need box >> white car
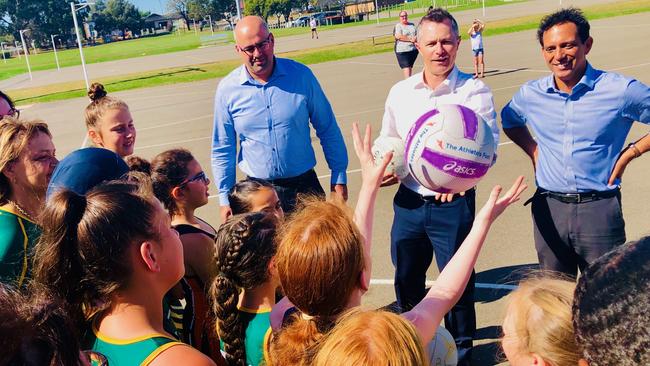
[286,16,310,28]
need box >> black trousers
[391,184,476,366]
[531,190,626,277]
[251,169,325,214]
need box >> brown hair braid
[210,212,278,366]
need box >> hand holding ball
[372,136,409,179]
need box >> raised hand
[352,123,393,189]
[475,176,527,224]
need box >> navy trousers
[391,184,476,366]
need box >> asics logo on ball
[442,161,477,176]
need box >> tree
[0,0,80,47]
[105,0,144,34]
[167,0,191,30]
[244,0,270,21]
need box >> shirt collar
[413,66,459,95]
[543,62,597,93]
[238,57,286,85]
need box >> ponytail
[33,182,159,330]
[210,212,278,366]
[32,190,88,329]
[268,312,333,366]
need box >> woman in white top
[394,11,418,79]
[467,19,485,78]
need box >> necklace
[8,200,37,222]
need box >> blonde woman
[501,276,581,366]
[0,118,57,286]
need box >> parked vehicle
[286,15,310,27]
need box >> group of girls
[1,84,590,366]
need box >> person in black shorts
[394,11,418,79]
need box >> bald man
[211,16,348,222]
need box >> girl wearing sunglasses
[150,149,225,364]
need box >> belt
[524,188,620,205]
[250,169,315,186]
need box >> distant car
[285,15,310,27]
[313,11,343,25]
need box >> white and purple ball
[372,136,409,179]
[405,104,495,193]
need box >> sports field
[16,9,650,365]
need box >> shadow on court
[475,263,539,304]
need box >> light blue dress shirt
[211,58,348,205]
[501,63,649,193]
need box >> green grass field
[1,0,520,81]
[9,0,650,105]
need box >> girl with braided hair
[210,211,279,366]
[268,124,527,365]
[31,181,216,366]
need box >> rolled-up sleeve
[501,87,528,129]
[621,79,650,124]
[211,87,237,206]
[306,69,348,185]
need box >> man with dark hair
[502,8,650,277]
[572,236,650,366]
[379,8,499,365]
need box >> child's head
[269,198,365,365]
[84,83,135,158]
[501,276,580,366]
[0,284,88,366]
[573,237,650,366]
[33,180,184,328]
[228,178,283,219]
[151,149,210,216]
[313,309,428,366]
[210,211,278,366]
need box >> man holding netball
[378,8,499,365]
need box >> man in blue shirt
[211,16,348,222]
[502,8,649,276]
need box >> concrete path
[1,0,621,90]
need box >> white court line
[370,278,518,291]
[137,114,213,132]
[135,136,210,150]
[611,61,650,71]
[207,140,516,199]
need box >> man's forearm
[504,126,537,161]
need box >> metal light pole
[14,41,21,59]
[19,30,33,80]
[482,0,485,17]
[51,34,61,71]
[235,0,242,23]
[204,15,214,36]
[375,0,379,24]
[1,42,6,64]
[71,1,94,91]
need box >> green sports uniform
[0,208,41,287]
[89,326,184,366]
[219,306,272,366]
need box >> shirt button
[266,105,270,109]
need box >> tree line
[0,0,312,48]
